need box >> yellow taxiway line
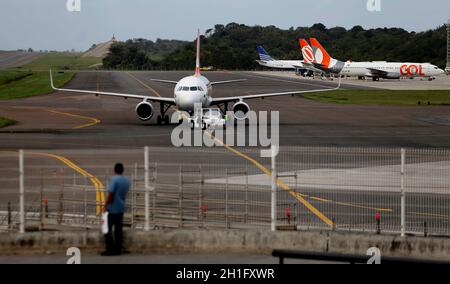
[10,106,101,130]
[29,152,105,215]
[0,150,105,215]
[46,109,101,129]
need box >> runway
[0,52,42,70]
[1,71,450,149]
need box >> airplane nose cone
[177,93,192,110]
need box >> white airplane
[256,45,306,70]
[307,38,445,81]
[50,30,341,125]
[257,41,323,76]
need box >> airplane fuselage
[257,60,304,69]
[338,62,444,78]
[174,75,212,112]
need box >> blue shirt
[107,175,129,214]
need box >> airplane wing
[149,79,179,84]
[210,77,341,105]
[309,62,329,71]
[210,79,247,86]
[151,78,247,86]
[49,70,176,104]
[366,68,388,77]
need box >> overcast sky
[1,0,449,51]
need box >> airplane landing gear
[157,103,172,125]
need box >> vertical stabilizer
[309,38,332,68]
[195,29,201,76]
[299,39,315,63]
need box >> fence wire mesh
[0,147,449,236]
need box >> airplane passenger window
[190,86,198,91]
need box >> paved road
[0,51,42,69]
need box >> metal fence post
[19,149,25,234]
[225,168,229,228]
[84,177,87,227]
[199,165,204,227]
[152,162,157,224]
[130,174,134,229]
[39,172,44,231]
[401,148,406,237]
[271,145,278,232]
[144,146,150,231]
[179,165,183,227]
[7,202,11,230]
[245,166,248,224]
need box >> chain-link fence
[1,147,450,236]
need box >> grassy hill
[0,52,101,100]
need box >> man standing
[102,163,129,256]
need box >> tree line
[103,23,448,70]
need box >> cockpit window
[177,86,183,91]
[190,86,198,91]
[198,86,204,91]
[182,87,189,91]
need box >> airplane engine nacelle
[135,101,154,121]
[384,73,401,79]
[232,101,250,120]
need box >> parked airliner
[307,38,445,81]
[50,31,340,124]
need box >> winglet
[49,69,56,90]
[195,29,201,76]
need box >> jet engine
[232,101,250,120]
[135,101,154,121]
[383,73,401,79]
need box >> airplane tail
[309,38,333,68]
[195,29,201,76]
[299,39,315,63]
[257,45,275,61]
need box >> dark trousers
[104,213,124,254]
